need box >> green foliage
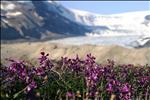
[1,52,150,100]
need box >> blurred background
[1,0,150,64]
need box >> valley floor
[1,42,150,65]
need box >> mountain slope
[70,9,150,36]
[1,1,150,46]
[1,1,91,41]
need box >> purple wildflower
[120,83,131,93]
[38,52,53,70]
[66,91,74,97]
[26,81,37,92]
[34,67,45,76]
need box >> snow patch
[71,8,101,16]
[6,12,22,16]
[1,3,16,10]
[70,9,150,37]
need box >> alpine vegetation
[1,52,150,100]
